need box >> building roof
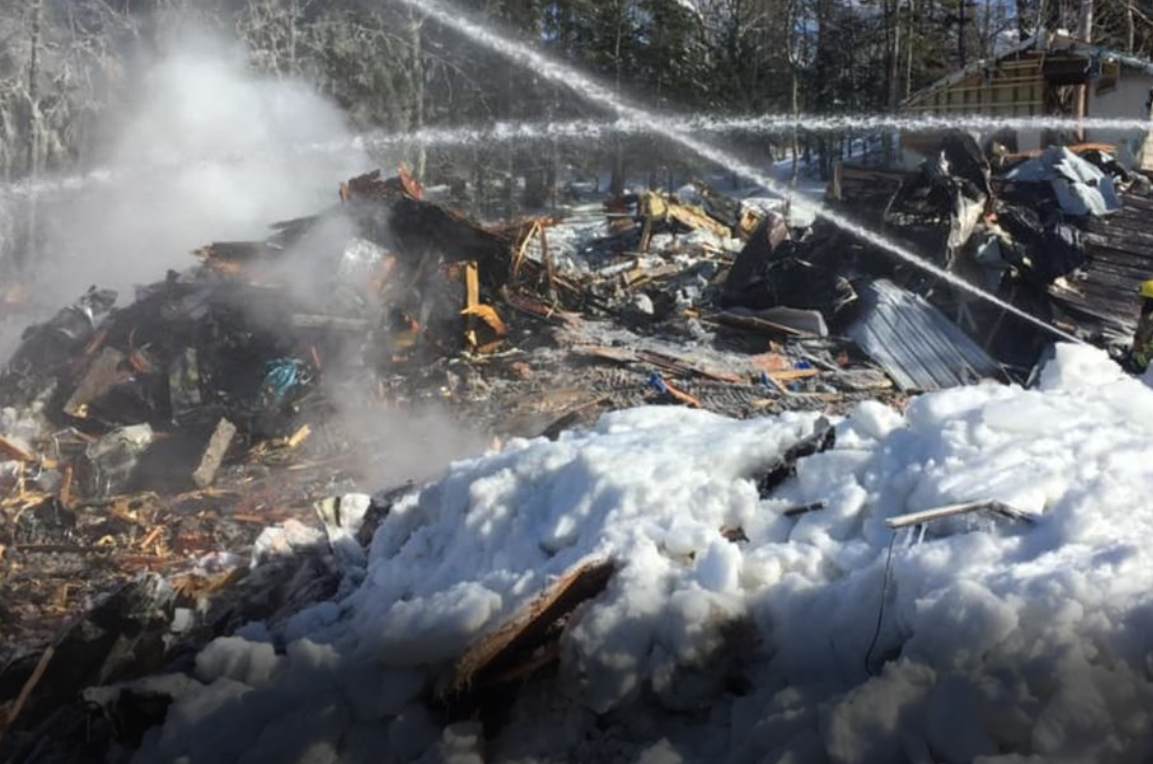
[901,32,1153,111]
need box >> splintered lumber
[442,558,615,699]
[397,164,424,199]
[64,347,128,418]
[885,500,1033,530]
[654,376,702,408]
[194,241,280,265]
[668,201,732,238]
[622,263,682,289]
[0,646,54,742]
[576,345,638,365]
[502,289,582,327]
[462,304,508,337]
[770,368,819,382]
[192,419,238,489]
[710,311,810,338]
[640,191,732,238]
[736,207,765,239]
[690,180,742,229]
[340,170,514,285]
[511,221,540,281]
[0,433,35,462]
[636,350,744,384]
[575,345,743,384]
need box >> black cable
[864,532,899,677]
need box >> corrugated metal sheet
[846,279,1003,392]
[1048,190,1152,342]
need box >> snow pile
[134,344,1153,763]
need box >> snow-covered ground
[129,343,1153,763]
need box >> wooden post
[885,500,1032,529]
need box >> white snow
[131,344,1153,763]
[250,519,326,566]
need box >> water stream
[5,111,1147,204]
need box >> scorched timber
[440,558,615,701]
[340,170,515,286]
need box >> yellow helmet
[1141,280,1153,300]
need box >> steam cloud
[1,24,490,485]
[19,26,370,312]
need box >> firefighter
[1131,280,1153,372]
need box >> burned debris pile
[0,166,890,755]
[1,140,1151,756]
[832,135,1153,365]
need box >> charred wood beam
[756,422,836,497]
[439,558,615,707]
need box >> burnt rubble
[1,142,1151,757]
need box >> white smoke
[0,23,492,485]
[26,26,371,309]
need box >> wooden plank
[464,260,481,347]
[1084,226,1153,249]
[886,500,1033,529]
[1079,260,1148,283]
[1085,219,1153,244]
[1085,245,1153,268]
[636,350,745,384]
[710,312,810,338]
[0,434,35,462]
[465,261,480,310]
[541,226,556,297]
[770,369,819,383]
[63,348,128,419]
[442,558,615,698]
[1118,193,1153,213]
[0,646,55,741]
[510,222,537,282]
[192,419,238,489]
[462,304,508,337]
[667,202,732,238]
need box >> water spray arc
[698,112,1153,135]
[346,111,1153,150]
[7,110,1151,201]
[390,0,1083,345]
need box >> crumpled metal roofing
[846,279,1004,392]
[1005,146,1121,217]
